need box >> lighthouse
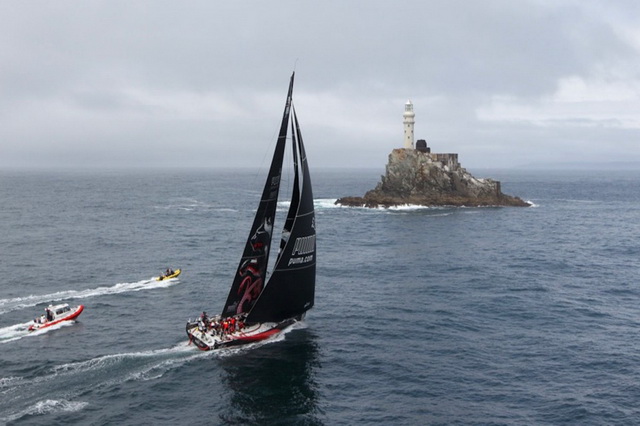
[403,100,415,149]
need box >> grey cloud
[1,0,639,169]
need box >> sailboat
[186,73,316,350]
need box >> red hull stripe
[30,305,84,330]
[235,328,281,342]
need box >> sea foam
[0,278,178,315]
[2,399,88,423]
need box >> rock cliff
[336,149,530,208]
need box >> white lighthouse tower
[403,100,415,149]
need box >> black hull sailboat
[186,73,316,350]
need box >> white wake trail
[0,320,76,344]
[0,277,178,315]
[0,321,33,343]
[2,399,89,424]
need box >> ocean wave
[314,199,339,209]
[383,204,439,211]
[152,198,241,213]
[275,198,457,212]
[0,320,306,420]
[317,200,447,212]
[0,376,24,390]
[0,343,207,416]
[318,199,538,211]
[278,199,341,210]
[2,399,88,423]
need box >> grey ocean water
[1,168,639,425]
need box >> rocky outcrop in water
[336,149,530,208]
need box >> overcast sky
[1,0,639,170]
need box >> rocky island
[336,147,530,208]
[336,100,529,208]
